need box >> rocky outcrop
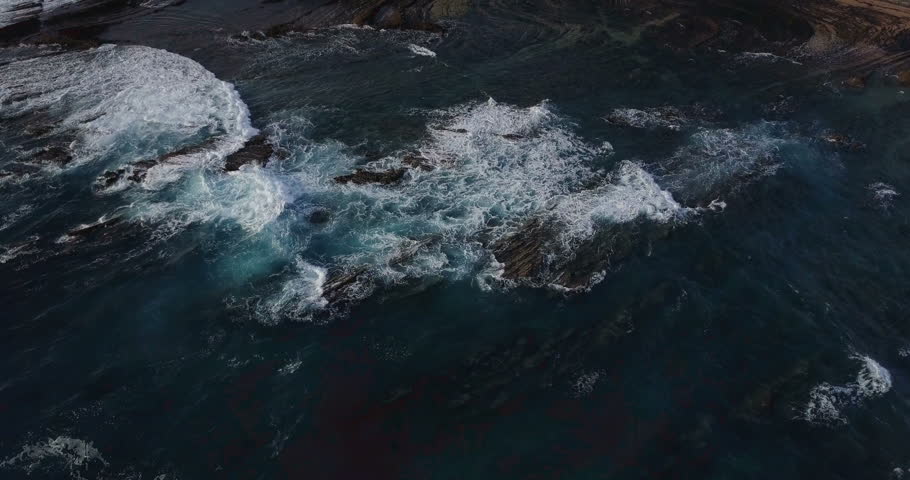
[245,0,470,40]
[96,137,222,189]
[333,152,439,185]
[334,167,407,185]
[490,218,663,291]
[320,236,439,306]
[29,145,72,167]
[63,215,124,241]
[223,134,275,172]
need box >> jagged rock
[30,146,72,166]
[322,266,369,304]
[334,167,407,185]
[401,153,433,171]
[321,236,438,306]
[95,137,222,189]
[251,0,456,40]
[224,134,274,172]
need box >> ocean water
[2,1,910,479]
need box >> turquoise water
[2,2,910,479]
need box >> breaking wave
[253,100,787,321]
[802,355,893,426]
[0,44,255,170]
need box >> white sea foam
[868,182,900,211]
[802,355,893,426]
[252,99,792,321]
[278,358,303,375]
[0,44,256,174]
[237,100,789,322]
[660,123,786,204]
[407,44,436,57]
[0,236,39,264]
[0,204,34,231]
[548,160,688,246]
[257,258,328,324]
[1,436,107,479]
[570,369,605,398]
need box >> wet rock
[95,137,222,189]
[401,153,433,171]
[254,0,453,39]
[819,133,866,152]
[491,218,553,283]
[372,4,403,29]
[499,133,525,141]
[322,266,371,305]
[29,146,72,167]
[843,75,867,89]
[321,236,438,306]
[334,167,407,185]
[64,215,124,241]
[898,70,910,86]
[224,134,274,172]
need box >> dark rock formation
[224,134,275,172]
[320,236,438,306]
[96,137,222,189]
[334,167,407,185]
[490,218,662,291]
[30,145,72,166]
[63,215,124,241]
[250,0,469,40]
[401,153,433,171]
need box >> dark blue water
[2,2,910,479]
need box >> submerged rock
[307,208,332,224]
[401,153,433,171]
